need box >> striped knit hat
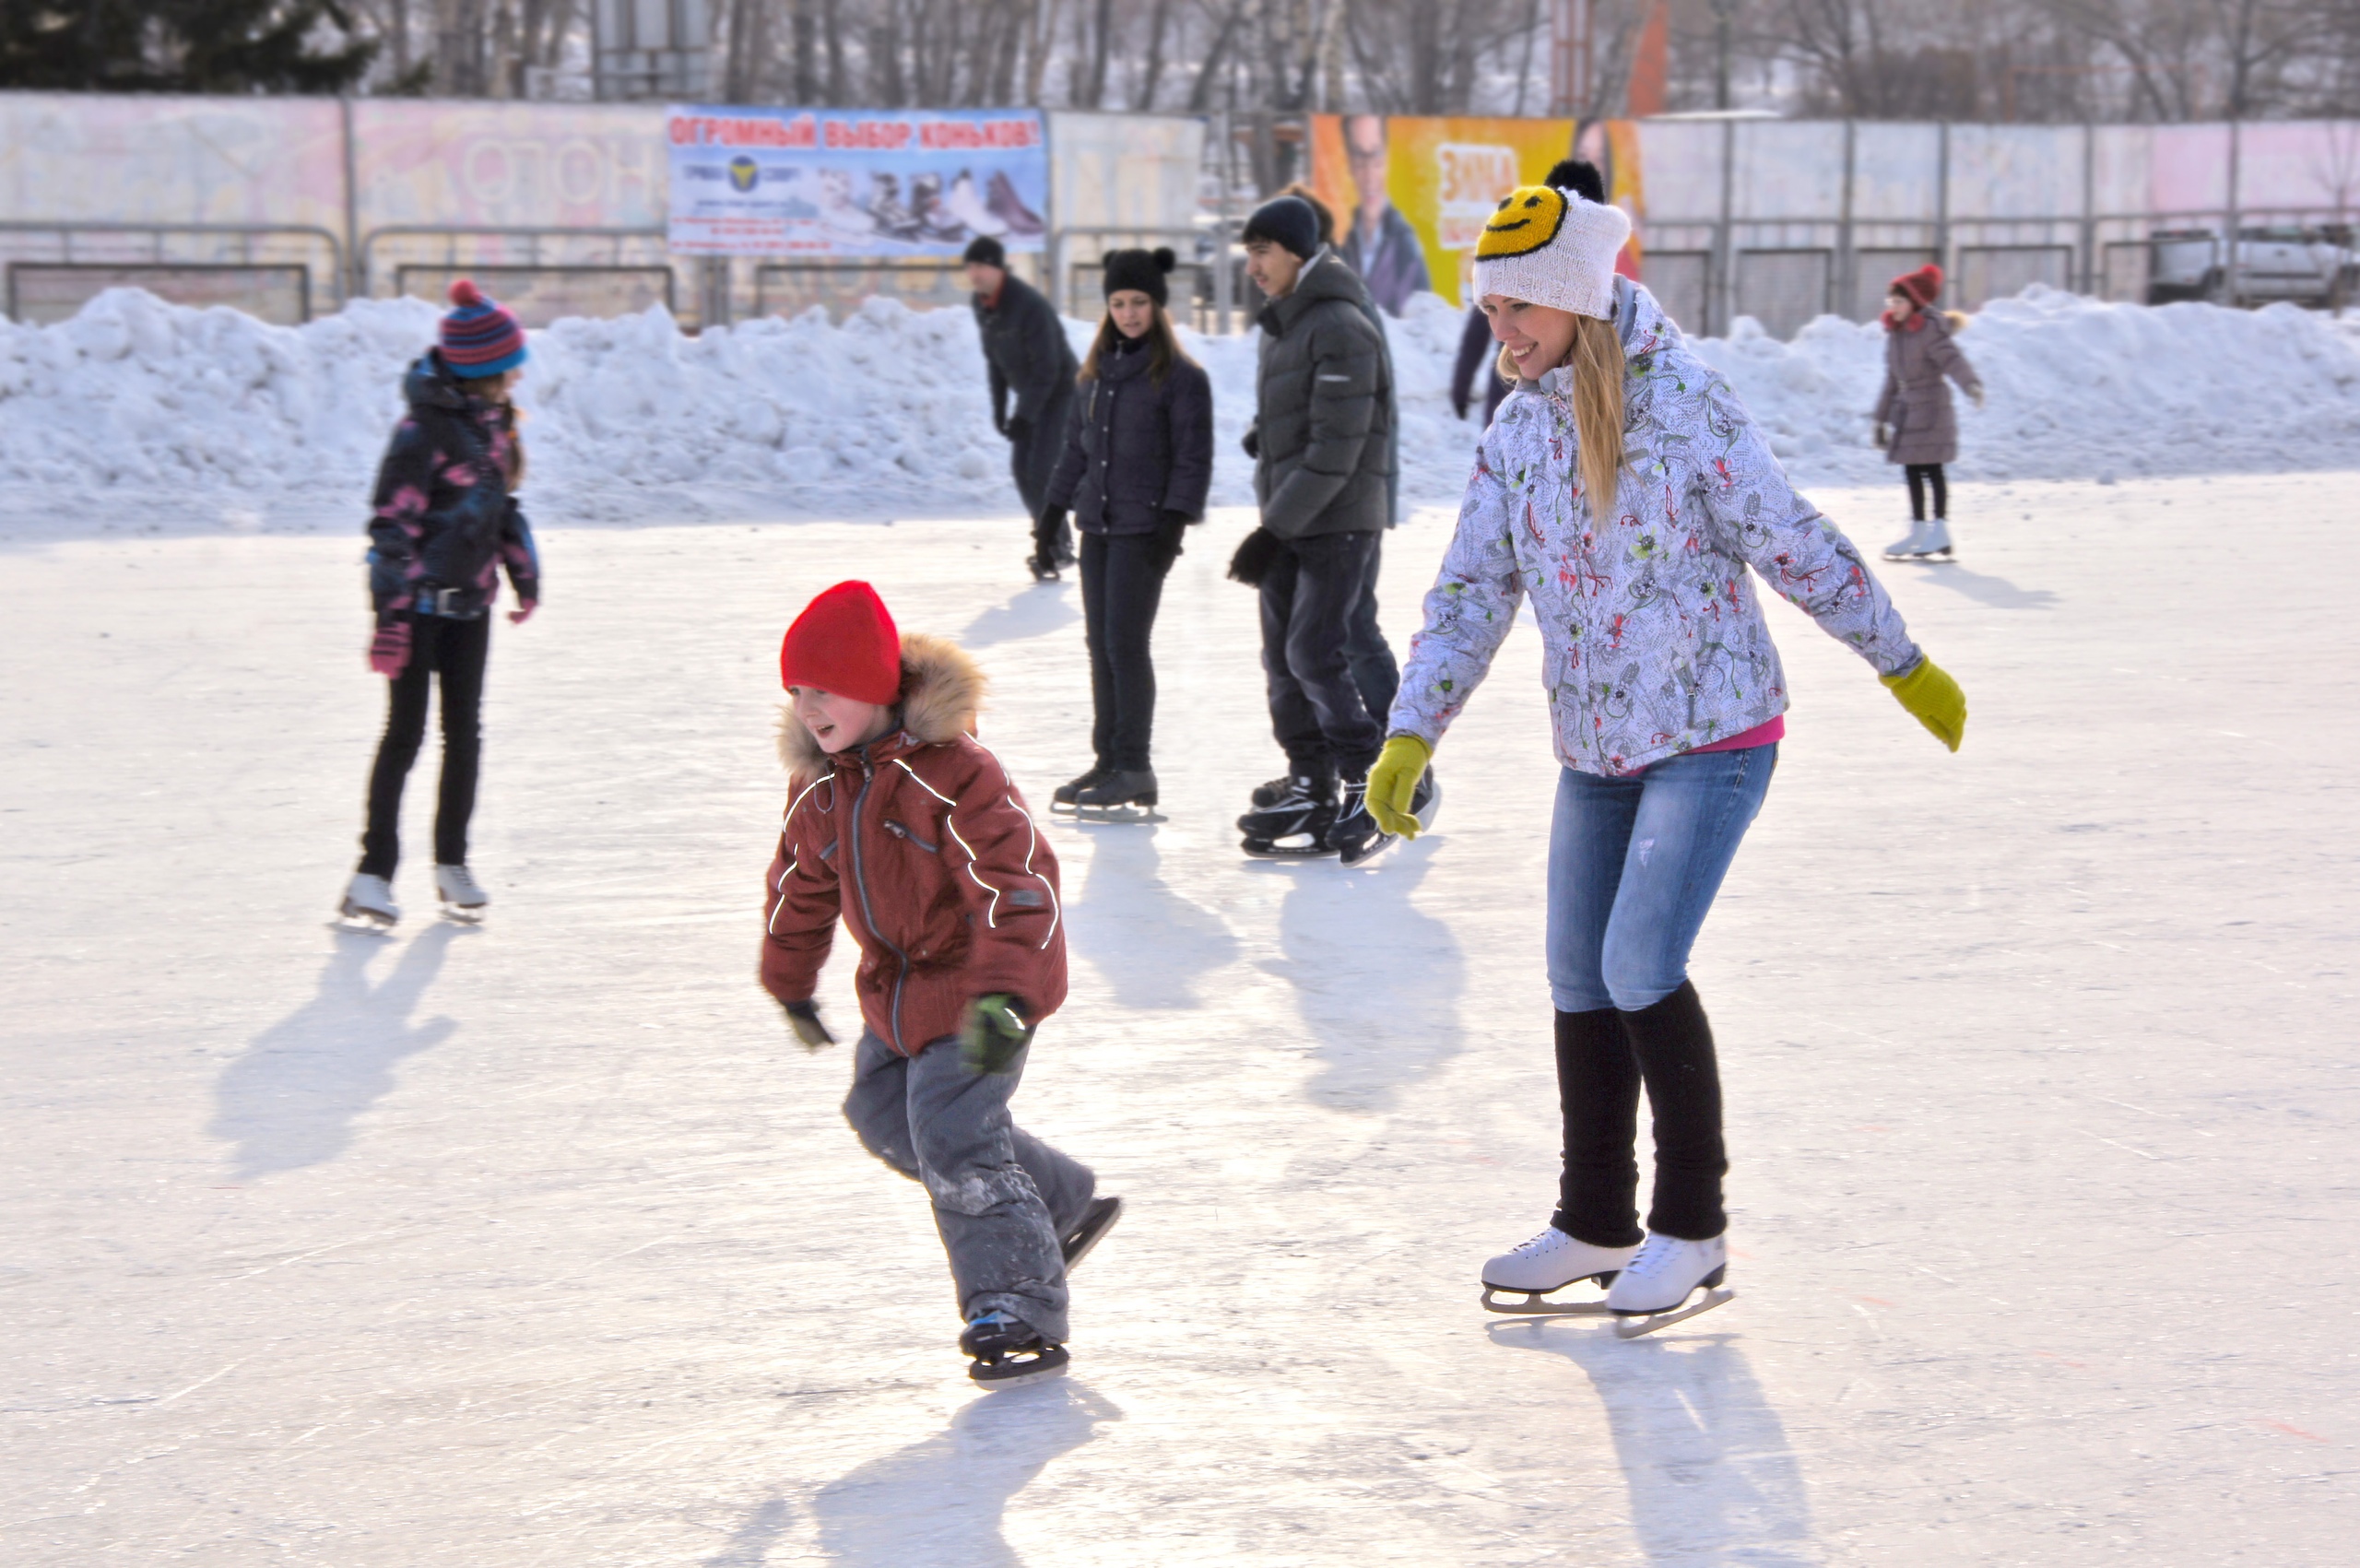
[440,279,527,378]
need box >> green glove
[1882,656,1966,752]
[1365,734,1434,838]
[960,994,1034,1076]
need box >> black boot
[1551,1007,1645,1248]
[1075,768,1158,812]
[1052,765,1109,810]
[1618,982,1728,1242]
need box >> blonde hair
[1497,312,1625,517]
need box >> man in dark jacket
[966,236,1078,573]
[1232,195,1398,862]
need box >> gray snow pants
[844,1031,1095,1342]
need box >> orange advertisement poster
[1309,114,1646,310]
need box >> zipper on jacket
[880,817,939,854]
[844,759,913,1052]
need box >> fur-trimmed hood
[775,631,987,776]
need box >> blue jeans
[1546,746,1776,1013]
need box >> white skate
[1882,519,1927,560]
[1480,1226,1640,1315]
[338,872,399,930]
[1906,517,1954,560]
[943,171,1008,237]
[433,863,489,922]
[1605,1232,1733,1338]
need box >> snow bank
[2,282,2357,532]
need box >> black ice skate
[1328,765,1439,867]
[1060,1195,1123,1271]
[961,1310,1069,1388]
[1026,548,1061,583]
[1072,769,1158,821]
[1051,766,1109,812]
[1238,775,1337,858]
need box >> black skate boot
[1051,765,1110,812]
[1329,764,1441,867]
[1248,772,1296,809]
[1238,774,1337,858]
[961,1309,1069,1388]
[1026,547,1061,583]
[1074,768,1157,819]
[1061,1195,1123,1270]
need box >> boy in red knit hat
[761,581,1120,1386]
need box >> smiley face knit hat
[1470,159,1633,322]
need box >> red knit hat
[1891,264,1944,309]
[779,581,902,703]
[441,278,528,377]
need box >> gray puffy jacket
[1252,251,1392,539]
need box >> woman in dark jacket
[338,280,540,930]
[1036,248,1214,816]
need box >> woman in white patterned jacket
[1361,161,1968,1337]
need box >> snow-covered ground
[2,286,2357,533]
[4,475,2356,1565]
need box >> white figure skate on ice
[433,864,489,923]
[1605,1232,1733,1338]
[1882,519,1928,560]
[338,872,399,931]
[1480,1226,1641,1315]
[1907,516,1954,560]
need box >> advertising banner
[1308,114,1648,311]
[666,106,1048,258]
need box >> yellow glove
[1364,735,1434,838]
[1882,656,1965,752]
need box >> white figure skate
[1605,1232,1733,1338]
[1907,516,1954,560]
[1480,1226,1641,1316]
[1882,519,1928,560]
[338,872,399,931]
[434,864,489,923]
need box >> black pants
[1011,391,1073,519]
[1080,528,1180,771]
[360,613,490,878]
[1551,983,1728,1245]
[1260,529,1384,783]
[1345,529,1399,724]
[1905,463,1948,521]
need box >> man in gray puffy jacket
[1231,195,1400,862]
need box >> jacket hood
[774,631,987,776]
[404,350,475,413]
[1261,249,1366,334]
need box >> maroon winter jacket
[760,634,1067,1055]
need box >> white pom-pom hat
[1469,181,1632,322]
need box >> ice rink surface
[4,476,2355,1565]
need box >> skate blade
[333,905,397,933]
[1072,807,1162,824]
[1611,1286,1734,1339]
[1060,1196,1124,1272]
[439,905,486,925]
[969,1342,1070,1388]
[1481,1284,1615,1316]
[1241,835,1338,859]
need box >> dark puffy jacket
[974,273,1078,432]
[1043,336,1214,535]
[1252,251,1392,539]
[761,635,1067,1056]
[366,351,539,619]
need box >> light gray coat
[1874,310,1981,466]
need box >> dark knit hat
[779,581,902,704]
[1543,159,1607,206]
[962,235,1008,269]
[440,279,526,378]
[1892,263,1943,308]
[1242,195,1320,261]
[1103,246,1176,307]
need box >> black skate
[1329,765,1441,867]
[961,1310,1069,1388]
[1073,768,1158,821]
[1051,765,1109,812]
[1247,772,1295,809]
[1026,548,1061,583]
[1061,1195,1123,1270]
[1238,775,1337,858]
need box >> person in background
[337,279,539,931]
[1874,263,1985,562]
[965,236,1078,580]
[1339,115,1432,315]
[1035,248,1214,818]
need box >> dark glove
[1872,421,1890,448]
[993,407,1009,438]
[961,994,1034,1076]
[1035,504,1069,551]
[368,617,413,678]
[781,998,836,1050]
[1450,388,1470,420]
[1228,526,1281,587]
[1241,424,1260,460]
[1154,509,1191,562]
[1007,416,1032,444]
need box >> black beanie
[962,235,1008,269]
[1242,195,1320,261]
[1102,246,1176,307]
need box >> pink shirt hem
[1686,715,1786,755]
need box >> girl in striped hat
[339,280,541,930]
